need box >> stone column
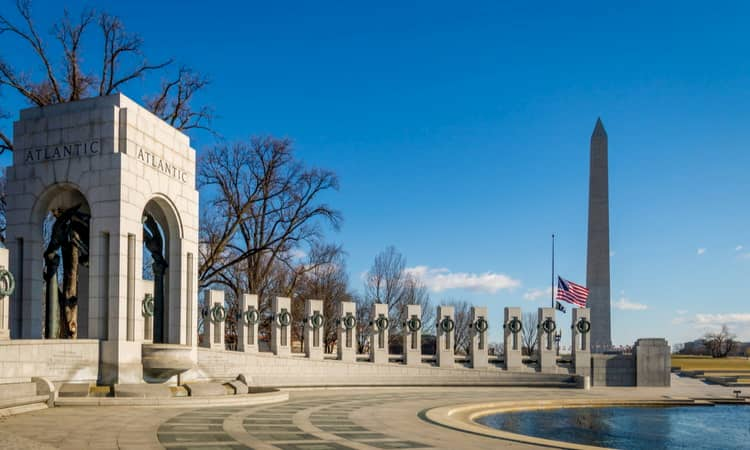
[536,307,556,372]
[469,306,489,368]
[200,290,225,350]
[337,301,357,362]
[369,303,389,364]
[271,296,292,356]
[304,299,324,360]
[503,307,523,370]
[0,248,11,340]
[436,305,455,368]
[572,307,591,376]
[237,294,259,353]
[402,304,422,366]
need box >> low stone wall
[591,354,635,386]
[188,348,574,387]
[0,339,99,384]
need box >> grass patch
[672,355,750,371]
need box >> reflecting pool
[476,405,750,449]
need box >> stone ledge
[54,390,288,408]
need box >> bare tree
[198,138,341,294]
[0,171,6,243]
[522,311,538,356]
[363,246,433,341]
[0,1,210,153]
[292,247,355,353]
[355,295,374,354]
[488,342,504,356]
[703,324,737,358]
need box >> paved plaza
[0,376,739,450]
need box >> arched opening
[37,186,91,339]
[142,197,183,344]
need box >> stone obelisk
[586,118,612,351]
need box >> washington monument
[586,118,612,351]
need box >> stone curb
[54,390,288,408]
[422,398,715,450]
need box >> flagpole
[551,234,555,309]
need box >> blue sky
[2,1,750,346]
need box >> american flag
[556,276,589,307]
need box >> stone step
[58,383,91,398]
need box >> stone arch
[30,183,92,339]
[142,195,185,344]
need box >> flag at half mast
[556,276,589,307]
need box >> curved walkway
[0,376,739,450]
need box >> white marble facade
[5,94,199,383]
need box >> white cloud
[523,287,553,301]
[735,245,743,252]
[693,313,750,326]
[676,309,688,315]
[697,248,706,256]
[613,296,648,311]
[673,312,750,340]
[405,266,520,294]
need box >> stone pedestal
[503,307,523,370]
[402,304,422,366]
[237,294,259,353]
[369,303,389,364]
[572,308,591,376]
[271,297,292,357]
[304,299,324,360]
[436,305,455,368]
[469,306,489,368]
[200,290,225,350]
[337,301,357,362]
[634,338,670,387]
[0,248,11,341]
[536,307,556,372]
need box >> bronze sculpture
[143,214,168,343]
[43,204,90,339]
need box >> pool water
[476,405,750,449]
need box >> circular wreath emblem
[276,310,292,327]
[244,308,260,325]
[211,304,227,323]
[310,312,325,329]
[406,316,422,332]
[142,294,155,317]
[0,268,15,297]
[576,318,591,334]
[541,317,556,334]
[343,314,357,330]
[507,317,522,334]
[474,317,489,333]
[439,317,455,333]
[375,315,389,331]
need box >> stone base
[114,384,172,398]
[184,382,231,397]
[58,383,91,398]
